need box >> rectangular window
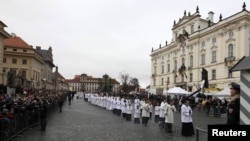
[212,70,216,80]
[21,70,26,78]
[167,64,170,72]
[228,44,234,57]
[212,51,216,63]
[23,50,27,52]
[201,54,205,65]
[3,58,6,63]
[190,56,193,68]
[13,49,17,51]
[212,37,216,43]
[161,65,164,74]
[22,59,27,64]
[202,41,205,47]
[174,75,176,83]
[12,58,17,64]
[190,73,193,82]
[161,78,164,86]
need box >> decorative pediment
[181,54,186,57]
[200,48,206,54]
[223,23,240,32]
[188,51,194,55]
[210,45,217,50]
[226,38,236,43]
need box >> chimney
[208,11,214,23]
[11,33,17,37]
[36,46,41,50]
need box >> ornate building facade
[67,73,120,93]
[150,3,250,94]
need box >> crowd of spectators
[0,88,67,141]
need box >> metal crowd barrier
[0,101,59,141]
[195,127,208,141]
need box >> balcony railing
[224,56,235,62]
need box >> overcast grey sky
[0,0,247,88]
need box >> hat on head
[231,82,240,92]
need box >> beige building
[35,46,56,89]
[150,4,250,94]
[67,73,120,93]
[53,71,68,91]
[3,34,44,89]
[0,21,10,85]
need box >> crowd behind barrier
[0,88,67,141]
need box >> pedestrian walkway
[11,98,226,141]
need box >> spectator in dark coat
[39,99,48,131]
[227,82,240,125]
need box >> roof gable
[4,36,32,49]
[231,56,250,71]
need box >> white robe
[181,104,193,123]
[165,104,176,123]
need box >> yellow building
[0,20,10,85]
[150,4,250,94]
[3,34,44,89]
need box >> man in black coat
[227,82,240,125]
[39,99,48,131]
[58,95,64,113]
[68,92,72,105]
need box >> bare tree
[119,71,130,93]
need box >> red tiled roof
[4,36,32,49]
[57,72,65,79]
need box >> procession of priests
[84,93,182,134]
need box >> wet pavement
[11,98,226,141]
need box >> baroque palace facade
[150,3,250,95]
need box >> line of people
[84,93,195,136]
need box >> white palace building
[150,3,250,95]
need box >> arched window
[228,44,234,57]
